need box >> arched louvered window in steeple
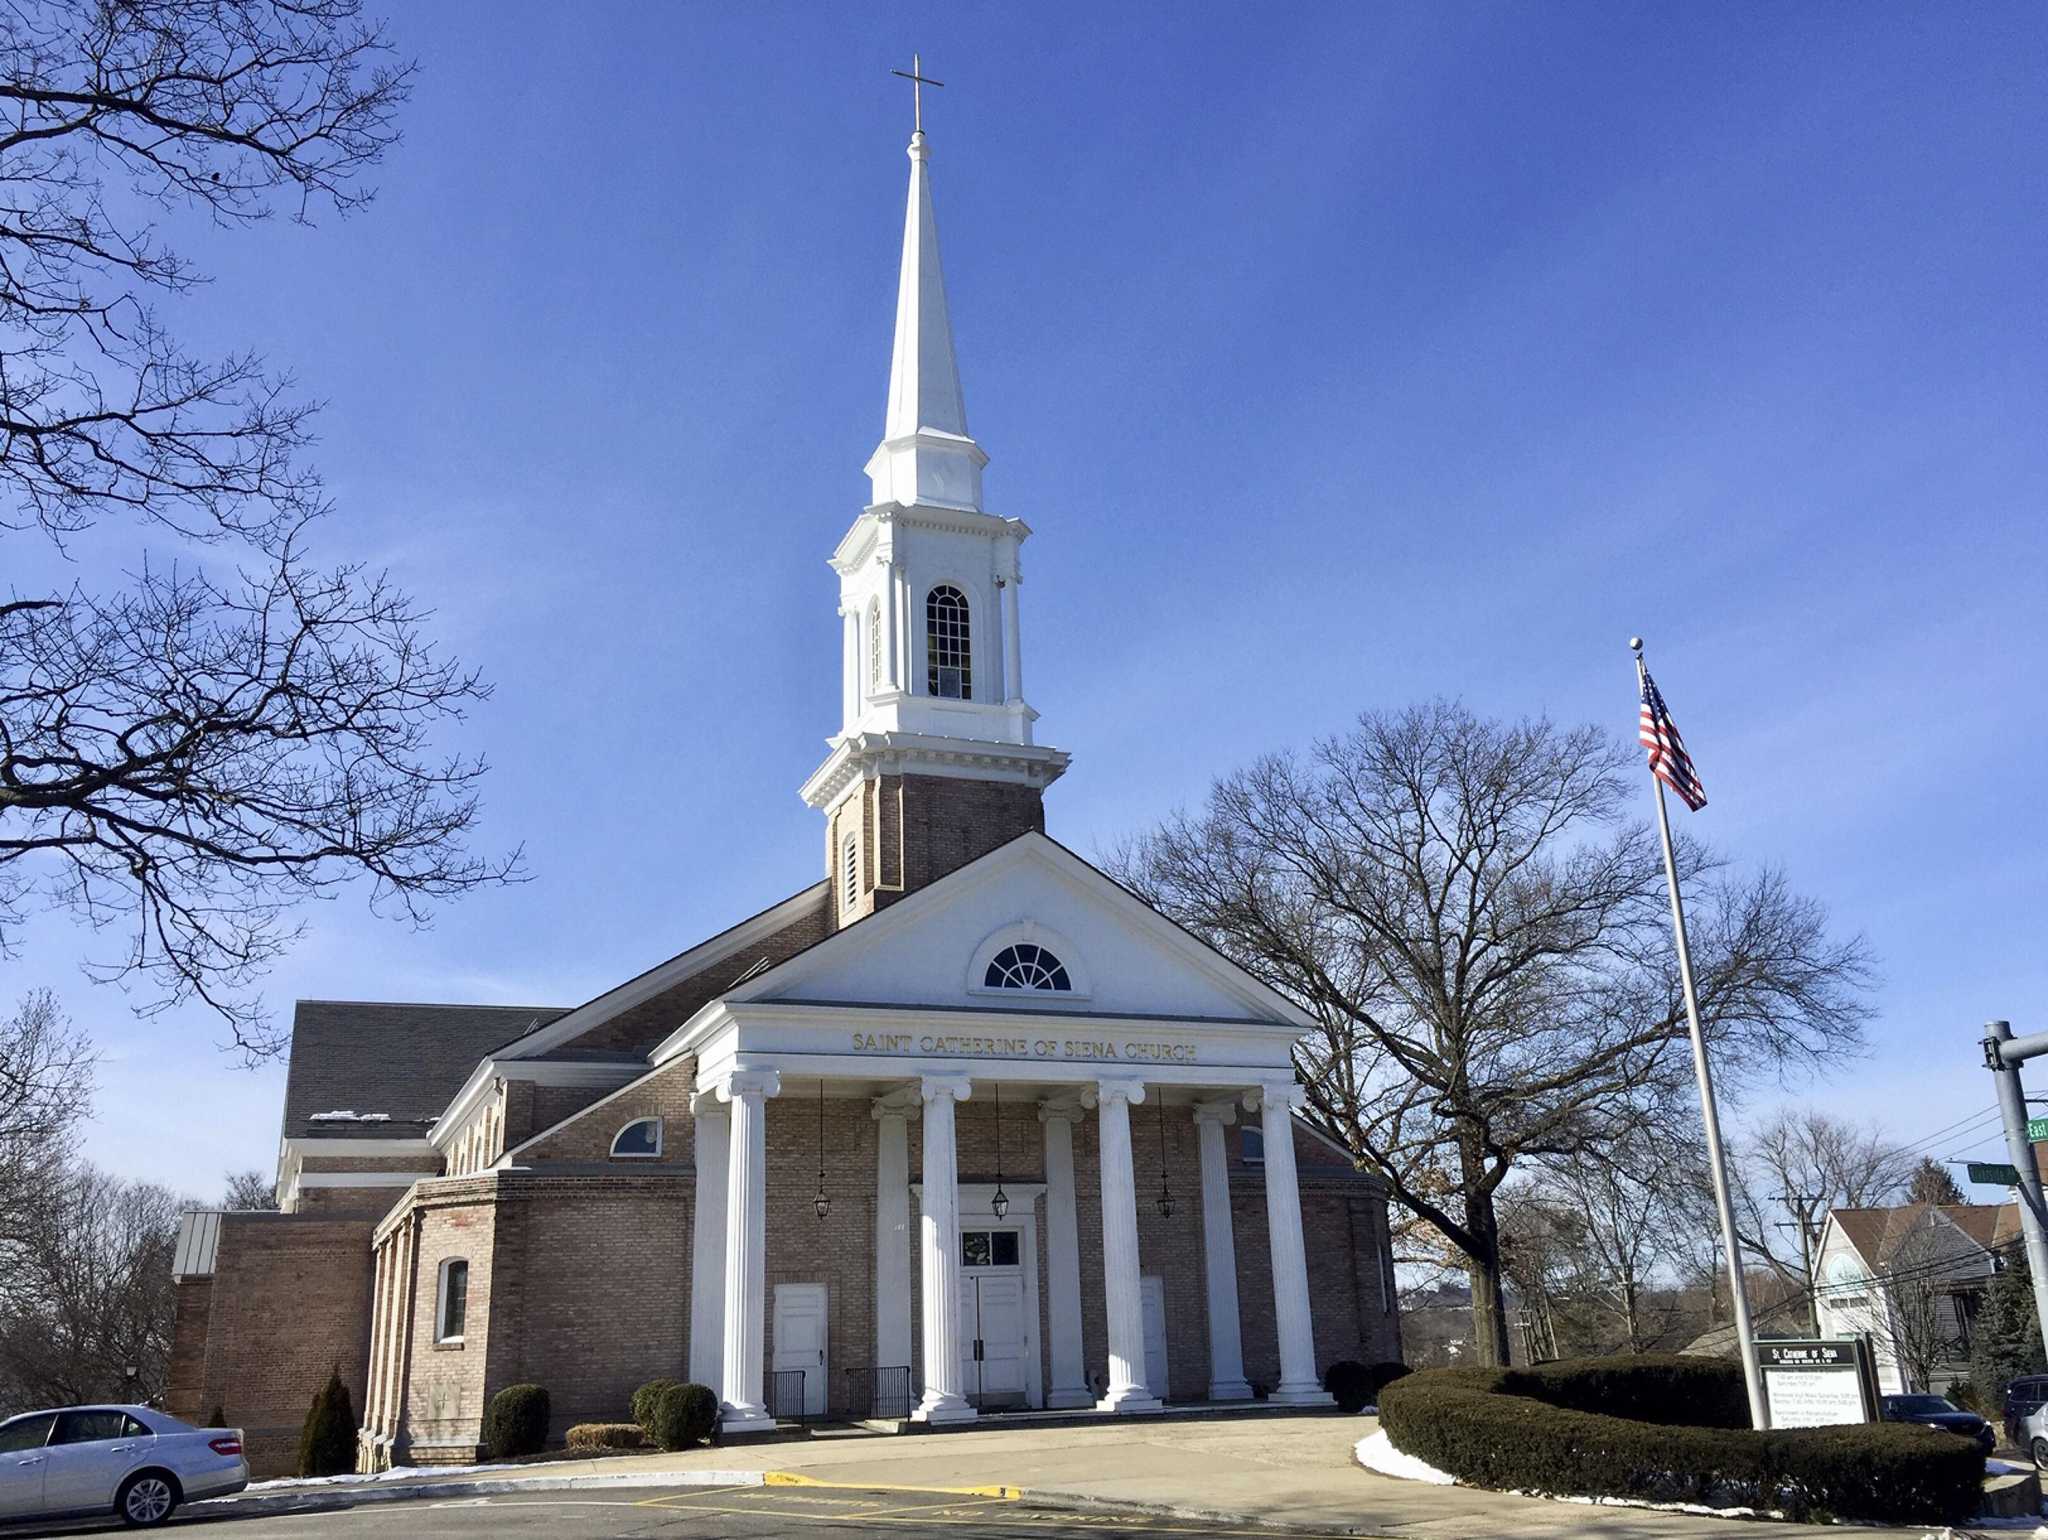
[926,585,971,700]
[866,596,883,696]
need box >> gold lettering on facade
[845,1029,1199,1064]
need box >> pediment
[726,833,1310,1029]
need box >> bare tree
[220,1167,277,1211]
[0,989,93,1245]
[0,3,519,1054]
[0,1165,182,1412]
[1728,1110,1910,1329]
[1112,701,1873,1365]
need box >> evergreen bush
[1378,1357,1983,1526]
[1324,1361,1373,1412]
[632,1377,682,1438]
[296,1370,358,1478]
[205,1404,228,1428]
[483,1383,551,1459]
[649,1382,719,1450]
[1971,1253,2046,1428]
[566,1422,647,1451]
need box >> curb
[1017,1486,1376,1536]
[197,1468,765,1515]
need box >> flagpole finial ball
[1628,636,1643,652]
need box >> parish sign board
[1759,1340,1876,1429]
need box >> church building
[166,108,1401,1477]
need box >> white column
[1193,1098,1253,1401]
[1093,1077,1162,1413]
[1001,570,1023,702]
[1251,1082,1334,1404]
[872,1090,917,1374]
[1038,1099,1092,1408]
[839,604,858,726]
[717,1068,781,1432]
[914,1074,976,1423]
[688,1090,730,1392]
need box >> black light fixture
[813,1080,831,1220]
[990,1083,1010,1220]
[1155,1097,1175,1218]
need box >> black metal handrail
[845,1364,913,1420]
[768,1368,809,1424]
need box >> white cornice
[427,1059,642,1151]
[831,504,1031,575]
[280,1137,434,1157]
[800,732,1070,810]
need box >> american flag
[1639,668,1707,811]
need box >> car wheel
[2032,1439,2048,1475]
[117,1470,179,1528]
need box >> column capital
[920,1073,974,1105]
[1192,1096,1240,1127]
[1037,1096,1087,1127]
[1244,1080,1304,1115]
[1086,1076,1148,1109]
[872,1086,922,1121]
[714,1068,782,1104]
[690,1088,731,1119]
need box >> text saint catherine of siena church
[166,87,1401,1476]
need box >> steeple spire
[864,75,988,513]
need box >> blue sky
[11,3,2043,1197]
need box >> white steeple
[801,105,1067,823]
[863,129,988,513]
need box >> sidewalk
[214,1413,1987,1538]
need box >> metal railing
[845,1364,913,1421]
[767,1368,809,1424]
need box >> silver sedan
[0,1404,250,1527]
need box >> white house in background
[1813,1202,2017,1395]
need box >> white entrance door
[1141,1275,1169,1401]
[772,1282,829,1418]
[960,1227,1030,1409]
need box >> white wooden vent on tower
[842,831,859,913]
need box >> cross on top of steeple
[890,51,943,136]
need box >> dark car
[1879,1394,1996,1453]
[2005,1374,2048,1446]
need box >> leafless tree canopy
[1112,700,1873,1365]
[0,4,516,1054]
[220,1165,276,1210]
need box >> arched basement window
[983,943,1072,992]
[611,1117,662,1158]
[926,585,971,700]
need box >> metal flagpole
[1633,638,1769,1430]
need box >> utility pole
[1982,1020,2048,1353]
[1774,1193,1824,1335]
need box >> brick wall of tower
[829,772,1047,930]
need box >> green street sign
[1969,1162,2022,1186]
[2029,1116,2048,1142]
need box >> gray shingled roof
[279,1000,567,1142]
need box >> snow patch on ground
[1355,1430,1456,1486]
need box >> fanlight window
[611,1117,662,1158]
[926,585,971,700]
[983,943,1071,992]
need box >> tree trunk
[1460,1165,1514,1366]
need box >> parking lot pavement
[20,1483,1372,1538]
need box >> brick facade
[829,773,1046,928]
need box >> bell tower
[800,114,1068,929]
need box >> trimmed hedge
[1378,1356,1984,1527]
[484,1383,551,1459]
[632,1377,681,1438]
[566,1422,648,1452]
[649,1382,720,1451]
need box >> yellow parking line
[763,1471,1024,1499]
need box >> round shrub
[1378,1356,1984,1526]
[1366,1361,1411,1399]
[649,1382,719,1451]
[1324,1361,1372,1412]
[566,1422,647,1452]
[632,1377,681,1438]
[483,1383,551,1459]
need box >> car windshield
[1889,1396,1955,1415]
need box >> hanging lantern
[1155,1097,1175,1218]
[991,1083,1010,1220]
[813,1080,831,1220]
